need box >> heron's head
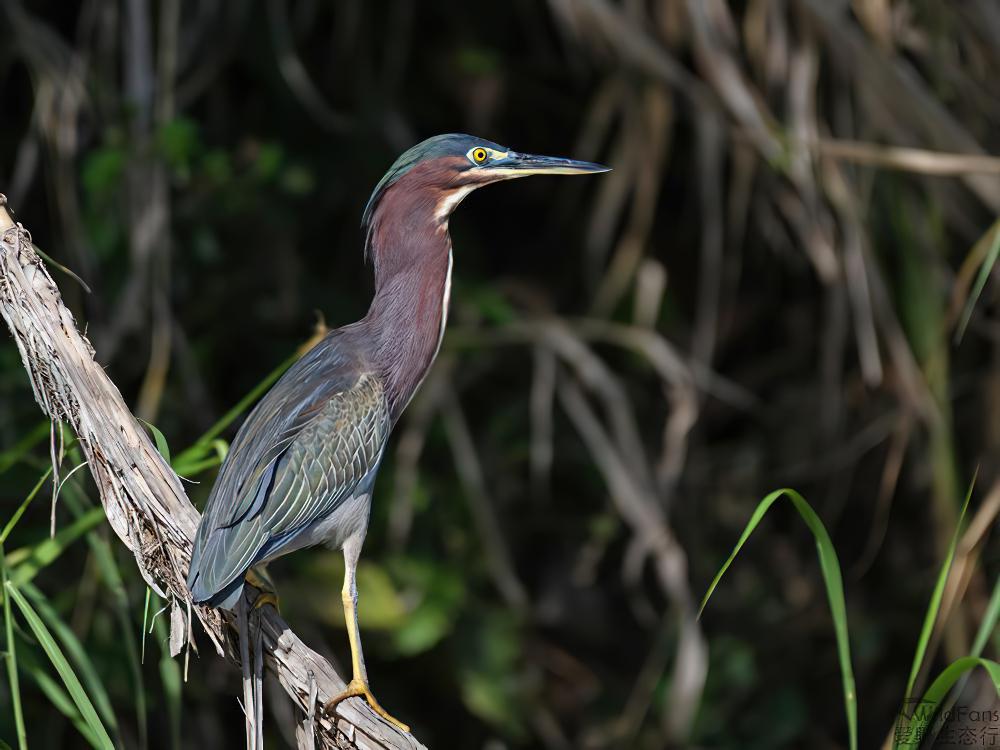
[362,133,609,233]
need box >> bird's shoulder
[203,327,388,522]
[239,325,383,444]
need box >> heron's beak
[487,151,610,178]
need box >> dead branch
[0,196,425,750]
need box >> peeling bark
[0,196,425,750]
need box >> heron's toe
[322,678,409,732]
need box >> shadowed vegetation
[2,0,1000,748]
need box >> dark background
[2,0,1000,748]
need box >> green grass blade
[955,219,1000,344]
[141,588,151,664]
[170,454,225,478]
[6,507,106,588]
[0,542,27,750]
[5,582,115,750]
[972,577,1000,658]
[138,419,171,465]
[152,613,182,750]
[901,480,973,706]
[17,645,101,749]
[1,468,53,544]
[171,352,296,474]
[0,421,51,476]
[700,488,857,750]
[893,657,1000,749]
[19,581,118,734]
[930,574,1000,735]
[60,484,146,749]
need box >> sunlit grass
[5,584,114,749]
[700,488,857,750]
[702,482,1000,750]
[895,658,1000,749]
[900,478,973,707]
[0,349,302,747]
[1,540,27,750]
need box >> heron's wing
[187,334,389,605]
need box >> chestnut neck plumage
[362,158,469,420]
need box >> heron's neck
[364,185,456,420]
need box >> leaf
[893,657,1000,749]
[20,582,119,734]
[0,541,27,750]
[386,557,465,656]
[17,645,102,749]
[7,507,106,588]
[172,352,297,475]
[455,46,501,75]
[971,576,1000,658]
[0,421,50,476]
[5,582,115,750]
[1,467,52,543]
[156,117,201,174]
[139,419,172,464]
[700,488,857,750]
[153,613,183,750]
[394,606,451,657]
[59,484,147,747]
[142,588,152,663]
[279,165,315,195]
[81,147,126,198]
[955,218,1000,344]
[252,142,285,181]
[355,563,407,630]
[901,478,974,706]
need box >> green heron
[186,133,608,730]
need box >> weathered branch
[0,196,425,750]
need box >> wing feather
[187,333,389,606]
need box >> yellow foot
[322,678,409,732]
[245,566,280,612]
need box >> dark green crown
[362,133,505,228]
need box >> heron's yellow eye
[471,147,488,164]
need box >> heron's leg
[245,564,280,612]
[322,536,409,732]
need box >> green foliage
[1,469,51,545]
[81,147,127,201]
[5,584,115,749]
[901,479,973,706]
[156,118,201,179]
[955,219,1000,343]
[386,556,465,656]
[971,578,1000,659]
[454,46,502,76]
[704,481,1000,750]
[171,352,297,479]
[151,606,183,750]
[701,489,858,750]
[458,612,526,737]
[0,423,49,477]
[894,658,1000,750]
[17,646,103,748]
[19,582,118,737]
[139,419,173,465]
[1,542,27,750]
[3,3,1000,748]
[5,508,105,588]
